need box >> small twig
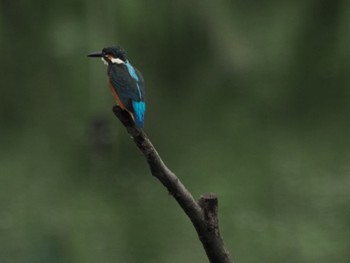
[112,106,233,263]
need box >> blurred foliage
[0,0,350,262]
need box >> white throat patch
[111,57,125,64]
[101,57,125,66]
[101,57,108,66]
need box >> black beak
[87,51,103,58]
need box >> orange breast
[109,81,126,110]
[108,81,135,121]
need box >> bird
[88,45,146,128]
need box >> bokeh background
[1,0,349,262]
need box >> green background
[1,0,349,262]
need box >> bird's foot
[112,105,135,128]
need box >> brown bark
[113,106,233,263]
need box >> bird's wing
[135,68,145,99]
[108,64,144,112]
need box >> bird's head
[88,46,127,65]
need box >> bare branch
[112,106,233,263]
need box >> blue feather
[125,61,139,81]
[125,61,145,127]
[132,100,146,128]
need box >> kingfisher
[88,45,146,128]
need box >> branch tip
[199,193,219,231]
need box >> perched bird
[88,46,146,128]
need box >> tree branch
[112,106,233,263]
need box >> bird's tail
[132,100,146,128]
